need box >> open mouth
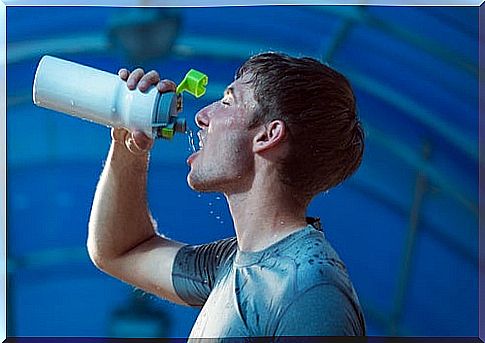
[187,130,206,166]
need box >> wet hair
[236,52,364,199]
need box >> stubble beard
[187,128,255,193]
[187,160,224,192]
[187,150,254,194]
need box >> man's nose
[195,104,212,129]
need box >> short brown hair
[236,52,364,198]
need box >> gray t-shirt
[172,224,366,340]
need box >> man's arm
[87,68,187,305]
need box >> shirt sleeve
[171,237,237,307]
[275,283,366,337]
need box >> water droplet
[215,216,220,220]
[197,194,202,198]
[186,128,197,153]
[208,202,213,206]
[209,210,214,214]
[280,220,285,225]
[111,107,116,113]
[215,196,221,200]
[70,100,75,107]
[220,221,224,224]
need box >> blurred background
[6,5,480,338]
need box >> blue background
[6,5,480,338]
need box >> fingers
[111,127,130,143]
[126,68,164,93]
[132,130,154,151]
[118,68,175,95]
[126,68,145,90]
[138,70,161,92]
[113,68,174,154]
[125,133,151,156]
[157,79,177,93]
[111,128,154,155]
[118,68,130,81]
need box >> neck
[225,182,308,252]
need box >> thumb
[131,130,154,152]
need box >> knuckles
[118,68,176,94]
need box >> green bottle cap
[176,69,208,98]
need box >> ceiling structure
[5,5,480,338]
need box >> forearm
[87,138,157,263]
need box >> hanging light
[108,8,181,64]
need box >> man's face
[186,75,259,193]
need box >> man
[88,52,366,339]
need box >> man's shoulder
[174,235,238,277]
[187,235,238,264]
[278,227,352,291]
[240,227,365,335]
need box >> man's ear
[253,120,287,153]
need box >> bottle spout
[176,69,208,98]
[154,69,207,139]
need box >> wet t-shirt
[172,225,366,340]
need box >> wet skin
[187,76,259,194]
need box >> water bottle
[32,55,208,139]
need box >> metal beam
[390,141,430,335]
[312,6,477,77]
[349,175,477,265]
[343,67,478,162]
[322,18,355,63]
[7,33,108,63]
[364,123,477,216]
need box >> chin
[186,169,213,192]
[187,175,204,191]
[186,169,232,193]
[186,155,252,193]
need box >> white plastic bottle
[32,55,186,139]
